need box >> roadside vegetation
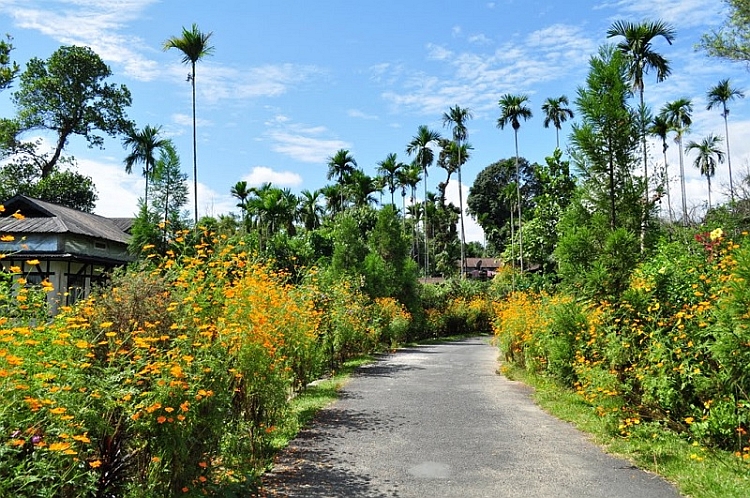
[3,3,750,496]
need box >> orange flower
[11,211,24,220]
[157,416,167,424]
[48,442,72,452]
[25,259,40,266]
[89,460,102,468]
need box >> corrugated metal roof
[0,195,131,244]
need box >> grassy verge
[500,363,750,498]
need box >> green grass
[501,363,750,498]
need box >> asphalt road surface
[257,337,682,497]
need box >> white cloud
[242,166,302,187]
[383,23,596,116]
[264,118,351,164]
[468,34,492,45]
[4,0,161,81]
[347,109,379,120]
[171,113,212,128]
[598,0,724,30]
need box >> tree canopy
[701,0,750,63]
[9,45,132,178]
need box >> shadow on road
[255,407,399,498]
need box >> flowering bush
[0,227,421,496]
[492,228,750,460]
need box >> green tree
[406,125,441,276]
[467,157,539,254]
[346,169,378,208]
[326,149,357,209]
[571,46,640,231]
[497,93,532,270]
[660,98,693,223]
[230,180,251,228]
[648,114,673,220]
[151,141,188,235]
[164,24,214,224]
[607,20,675,203]
[377,153,404,207]
[32,169,98,212]
[122,124,168,209]
[0,34,19,91]
[541,95,574,149]
[10,45,132,178]
[0,161,97,212]
[707,78,745,201]
[442,105,472,277]
[700,0,750,62]
[686,134,725,210]
[298,189,323,231]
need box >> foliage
[0,162,98,212]
[494,228,750,464]
[0,33,19,92]
[467,157,541,253]
[0,225,428,496]
[10,45,132,178]
[700,0,750,63]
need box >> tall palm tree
[660,98,693,224]
[230,180,251,227]
[377,153,404,207]
[607,20,675,203]
[686,134,725,210]
[122,124,168,210]
[707,78,745,202]
[298,189,323,231]
[497,93,532,271]
[346,169,378,208]
[406,125,441,277]
[164,24,215,224]
[326,149,357,209]
[541,95,574,149]
[648,115,673,220]
[442,105,472,277]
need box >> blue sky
[1,0,749,242]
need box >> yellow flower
[9,266,21,274]
[710,227,724,241]
[11,211,24,220]
[26,259,40,266]
[49,407,67,415]
[0,235,14,242]
[89,460,102,468]
[48,442,72,452]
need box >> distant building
[463,257,502,279]
[0,195,134,312]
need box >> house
[462,257,502,279]
[0,195,134,312]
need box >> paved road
[257,337,682,497]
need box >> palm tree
[377,153,404,207]
[607,20,675,203]
[660,98,693,223]
[497,93,532,271]
[648,115,673,220]
[541,95,574,149]
[164,24,215,224]
[123,124,168,210]
[346,169,378,208]
[298,189,323,231]
[406,125,442,277]
[707,79,745,202]
[230,180,251,227]
[686,134,725,210]
[326,149,357,209]
[442,105,472,277]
